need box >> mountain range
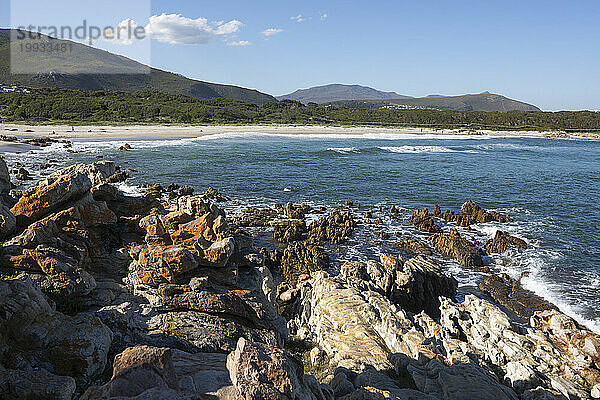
[0,29,276,105]
[0,29,541,111]
[279,84,540,111]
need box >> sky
[1,0,599,111]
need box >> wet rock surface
[430,228,484,269]
[0,161,597,400]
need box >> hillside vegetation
[0,89,598,131]
[0,29,275,105]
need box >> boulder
[0,276,112,384]
[429,229,483,269]
[128,244,199,288]
[484,230,528,254]
[80,346,186,400]
[232,207,279,227]
[139,213,172,245]
[203,186,229,202]
[0,365,76,400]
[390,238,433,255]
[227,338,330,400]
[409,208,442,233]
[276,202,313,220]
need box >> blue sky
[1,0,599,110]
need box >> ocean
[4,131,600,332]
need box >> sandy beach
[1,123,599,141]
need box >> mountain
[327,93,541,112]
[0,29,275,104]
[277,84,412,104]
[387,93,541,112]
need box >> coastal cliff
[0,157,599,400]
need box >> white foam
[326,147,361,154]
[378,146,478,154]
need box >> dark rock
[391,238,433,256]
[272,219,307,243]
[203,186,229,202]
[429,229,483,269]
[437,200,511,227]
[178,186,195,197]
[484,230,528,254]
[479,274,557,319]
[232,207,279,227]
[307,210,356,244]
[281,242,329,285]
[409,208,442,233]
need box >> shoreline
[2,122,599,141]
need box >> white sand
[0,123,598,141]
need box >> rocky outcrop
[0,364,76,400]
[391,238,434,255]
[485,230,528,254]
[281,242,330,285]
[435,200,511,227]
[0,156,10,194]
[232,207,279,227]
[227,338,332,400]
[409,208,442,233]
[429,229,484,269]
[0,276,112,388]
[479,274,557,319]
[10,161,117,224]
[440,295,600,398]
[307,210,356,244]
[272,219,307,243]
[276,202,313,220]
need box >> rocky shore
[0,157,599,400]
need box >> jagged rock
[9,162,117,224]
[479,274,557,319]
[204,186,229,202]
[429,229,483,269]
[307,210,356,244]
[281,242,329,285]
[272,219,307,243]
[290,272,435,372]
[0,156,10,194]
[0,276,112,384]
[178,195,224,220]
[144,183,164,198]
[128,244,199,287]
[439,295,598,398]
[139,213,172,245]
[390,238,433,255]
[10,169,91,224]
[276,202,313,220]
[390,256,457,319]
[0,203,16,239]
[404,357,518,400]
[437,200,511,227]
[227,337,331,400]
[409,208,442,233]
[178,186,195,197]
[484,230,528,254]
[232,207,279,227]
[0,364,76,400]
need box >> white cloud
[320,13,328,21]
[290,14,305,23]
[261,28,284,37]
[103,18,141,45]
[145,13,243,45]
[227,40,252,47]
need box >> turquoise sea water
[4,132,600,331]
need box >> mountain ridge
[277,83,413,104]
[0,29,276,105]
